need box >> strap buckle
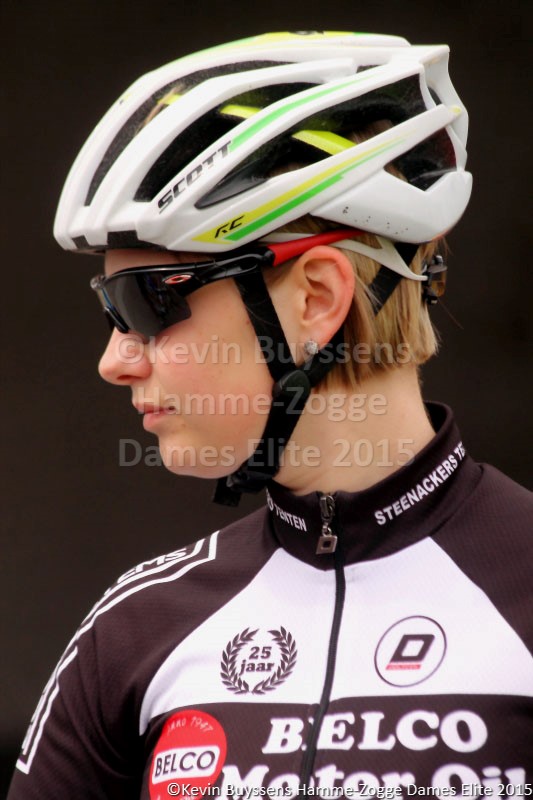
[421,255,447,305]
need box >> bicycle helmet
[54,30,471,253]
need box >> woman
[9,31,532,800]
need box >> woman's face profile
[98,248,274,478]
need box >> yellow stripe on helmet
[292,130,353,155]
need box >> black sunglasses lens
[105,273,192,337]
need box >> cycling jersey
[8,403,533,799]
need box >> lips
[133,402,176,430]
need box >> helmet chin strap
[213,268,345,506]
[212,241,421,507]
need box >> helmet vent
[134,83,315,202]
[85,61,290,205]
[391,128,456,190]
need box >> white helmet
[54,30,471,254]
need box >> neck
[275,366,435,495]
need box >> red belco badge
[149,710,226,800]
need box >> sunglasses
[90,230,363,339]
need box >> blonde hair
[265,215,442,391]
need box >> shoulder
[436,460,531,541]
[28,505,276,752]
[444,464,533,568]
[433,463,533,649]
[469,463,532,526]
[91,503,273,636]
[12,509,274,793]
[444,462,532,547]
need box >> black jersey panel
[432,465,533,655]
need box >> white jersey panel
[333,537,533,699]
[140,549,336,733]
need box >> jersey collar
[265,403,482,568]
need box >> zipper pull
[317,494,337,554]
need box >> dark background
[1,0,531,794]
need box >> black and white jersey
[8,404,533,799]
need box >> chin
[158,441,240,480]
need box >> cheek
[151,331,274,467]
[200,357,273,442]
[148,279,277,473]
[183,287,273,397]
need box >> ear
[270,245,355,354]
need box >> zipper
[299,493,346,792]
[316,494,338,554]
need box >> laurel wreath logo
[220,626,297,695]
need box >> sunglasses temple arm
[269,229,364,267]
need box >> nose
[98,328,152,385]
